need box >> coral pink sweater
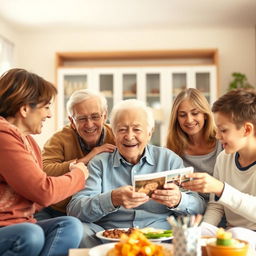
[0,117,85,226]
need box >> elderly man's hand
[151,183,181,208]
[111,186,149,208]
[77,143,116,165]
[92,143,116,155]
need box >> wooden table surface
[69,248,89,256]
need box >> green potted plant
[228,72,254,91]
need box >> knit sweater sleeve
[203,152,226,225]
[42,126,82,176]
[0,128,85,207]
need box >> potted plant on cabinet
[228,72,254,91]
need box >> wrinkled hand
[69,162,89,180]
[181,173,224,197]
[92,143,116,155]
[111,186,149,209]
[78,143,116,164]
[151,183,181,208]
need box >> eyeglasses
[73,113,103,123]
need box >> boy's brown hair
[212,88,256,129]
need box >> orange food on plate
[106,229,171,256]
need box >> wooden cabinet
[56,50,219,146]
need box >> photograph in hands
[133,167,194,197]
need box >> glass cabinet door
[172,72,187,99]
[99,74,114,117]
[193,66,216,105]
[146,73,161,146]
[195,72,210,102]
[61,73,89,127]
[122,73,137,100]
[57,68,92,128]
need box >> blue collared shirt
[67,144,205,229]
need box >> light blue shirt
[67,144,205,230]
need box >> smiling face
[214,112,247,154]
[113,109,152,164]
[177,99,206,137]
[20,102,52,135]
[70,97,107,148]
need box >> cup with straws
[167,214,203,256]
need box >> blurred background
[0,0,255,147]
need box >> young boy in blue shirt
[182,88,256,252]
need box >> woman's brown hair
[166,88,216,156]
[0,68,57,118]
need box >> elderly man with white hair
[67,99,205,248]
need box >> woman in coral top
[0,68,88,256]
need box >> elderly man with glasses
[35,89,116,220]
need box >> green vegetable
[216,238,233,246]
[143,230,173,239]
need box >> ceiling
[0,0,256,31]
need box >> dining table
[69,248,89,256]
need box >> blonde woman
[166,88,222,201]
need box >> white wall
[1,24,256,148]
[0,18,19,64]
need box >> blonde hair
[166,88,216,155]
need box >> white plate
[96,228,173,242]
[89,243,115,256]
[89,242,172,256]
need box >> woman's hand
[181,173,224,197]
[111,186,149,208]
[151,183,181,208]
[69,162,89,180]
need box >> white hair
[110,99,155,133]
[66,89,107,117]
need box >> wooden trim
[56,49,218,67]
[213,49,220,97]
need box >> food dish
[96,228,173,242]
[89,242,172,256]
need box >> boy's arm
[201,154,224,225]
[215,183,256,222]
[202,194,224,226]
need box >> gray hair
[66,89,108,117]
[110,99,155,133]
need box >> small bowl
[206,238,249,256]
[200,236,216,256]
